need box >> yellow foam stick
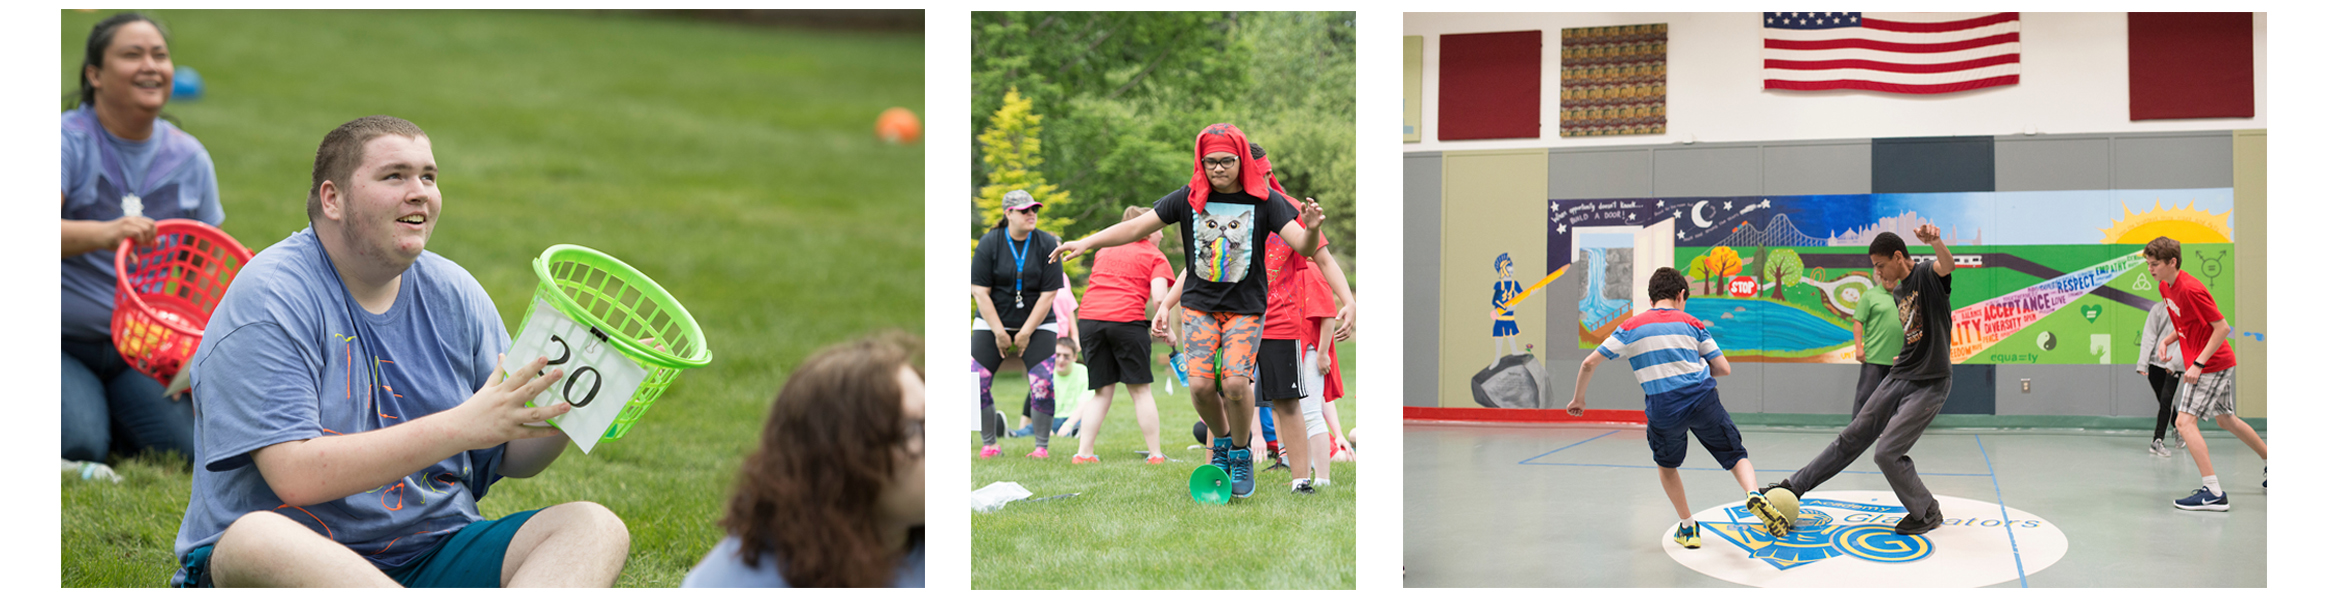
[1505,264,1571,307]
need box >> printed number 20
[545,335,604,408]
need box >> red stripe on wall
[1765,53,2019,74]
[1860,12,2020,34]
[1764,75,2019,94]
[1405,406,1647,424]
[1765,32,2018,54]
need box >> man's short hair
[309,116,429,221]
[1122,206,1151,222]
[2144,236,2182,268]
[1869,231,1910,260]
[1648,267,1689,302]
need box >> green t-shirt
[1052,364,1091,417]
[1854,283,1905,366]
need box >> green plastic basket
[517,244,712,441]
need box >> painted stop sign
[1729,276,1760,298]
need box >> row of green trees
[972,11,1357,284]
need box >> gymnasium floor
[1404,421,2267,587]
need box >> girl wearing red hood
[1050,124,1325,499]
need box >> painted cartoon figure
[1492,253,1522,364]
[1193,204,1255,283]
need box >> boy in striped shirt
[1567,268,1769,549]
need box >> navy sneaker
[2173,487,2230,512]
[1229,447,1257,498]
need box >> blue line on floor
[1517,430,1622,464]
[1516,462,1991,477]
[1977,434,2029,588]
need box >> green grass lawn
[60,10,921,588]
[970,340,1358,589]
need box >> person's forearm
[1316,248,1355,308]
[1928,238,1955,276]
[498,430,569,479]
[970,286,1007,332]
[1146,278,1169,321]
[2195,324,2230,368]
[1571,362,1597,403]
[253,411,476,506]
[1025,292,1057,334]
[1286,223,1323,258]
[1075,221,1148,254]
[1161,273,1187,309]
[61,219,115,257]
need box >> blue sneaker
[1210,436,1233,472]
[1229,447,1256,498]
[2173,487,2230,512]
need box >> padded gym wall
[1406,153,1444,407]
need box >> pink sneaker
[1072,454,1100,464]
[1147,455,1168,465]
[1027,447,1051,459]
[978,445,1001,459]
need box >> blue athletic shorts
[175,509,540,588]
[1646,390,1748,470]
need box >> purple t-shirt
[61,105,224,342]
[172,229,510,582]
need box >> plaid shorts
[2175,367,2237,418]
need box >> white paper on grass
[504,297,649,454]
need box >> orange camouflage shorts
[1183,309,1262,383]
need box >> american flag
[1763,12,2022,94]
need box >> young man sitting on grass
[170,116,628,587]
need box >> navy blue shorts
[176,509,540,588]
[1646,390,1748,470]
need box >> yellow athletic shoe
[1748,486,1799,538]
[1674,521,1703,549]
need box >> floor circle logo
[1665,491,2067,587]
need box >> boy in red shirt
[2146,237,2267,511]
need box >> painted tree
[975,87,1074,236]
[1692,246,1743,296]
[1763,248,1804,301]
[1687,255,1713,295]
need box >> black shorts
[1079,319,1154,388]
[1257,338,1305,402]
[971,327,1056,373]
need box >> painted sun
[2098,200,2234,244]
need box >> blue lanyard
[1007,232,1032,297]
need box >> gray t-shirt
[172,229,510,582]
[1888,260,1954,381]
[681,533,926,587]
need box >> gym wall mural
[1536,189,2234,366]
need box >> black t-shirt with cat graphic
[1151,185,1300,315]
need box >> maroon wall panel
[2128,13,2254,120]
[1439,30,1543,140]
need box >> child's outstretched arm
[1567,352,1607,415]
[1708,354,1733,378]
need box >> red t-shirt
[1078,239,1174,323]
[1262,232,1328,340]
[2160,270,2236,373]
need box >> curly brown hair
[722,331,924,587]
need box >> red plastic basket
[111,219,254,384]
